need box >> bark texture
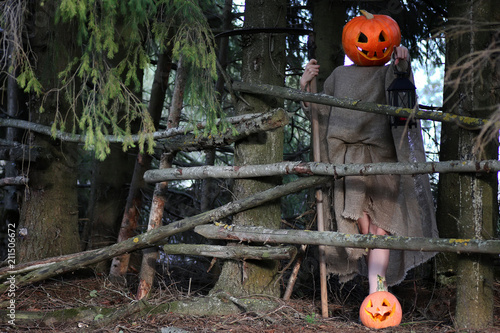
[163,244,297,260]
[438,0,499,329]
[84,145,137,272]
[231,81,488,127]
[144,159,500,182]
[211,0,287,298]
[309,0,346,92]
[17,0,81,261]
[195,225,500,254]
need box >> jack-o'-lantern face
[359,291,402,329]
[342,10,401,66]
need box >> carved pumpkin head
[359,276,402,329]
[342,10,401,66]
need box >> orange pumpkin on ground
[342,10,401,66]
[359,275,402,329]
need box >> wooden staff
[310,76,329,318]
[306,32,328,317]
[284,34,328,316]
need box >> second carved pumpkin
[359,276,403,329]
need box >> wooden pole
[162,244,297,260]
[194,224,500,254]
[282,244,306,301]
[143,159,500,182]
[230,81,489,128]
[309,76,329,318]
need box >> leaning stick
[282,244,307,300]
[310,75,329,318]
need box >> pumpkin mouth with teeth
[342,10,401,66]
[363,298,396,322]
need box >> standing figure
[300,10,438,294]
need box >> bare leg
[358,212,390,294]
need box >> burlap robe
[306,60,438,286]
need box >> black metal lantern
[387,70,417,128]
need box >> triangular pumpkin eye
[379,32,386,42]
[358,32,368,43]
[382,299,390,306]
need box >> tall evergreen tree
[16,0,81,261]
[1,0,221,262]
[211,0,287,297]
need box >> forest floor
[0,263,499,333]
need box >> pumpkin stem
[376,275,388,292]
[360,9,374,20]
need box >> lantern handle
[393,66,411,78]
[393,59,411,77]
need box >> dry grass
[0,266,498,332]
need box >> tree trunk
[0,24,21,261]
[136,59,186,300]
[83,145,137,272]
[438,0,498,329]
[16,1,81,262]
[109,50,173,280]
[309,0,346,92]
[136,153,170,300]
[211,0,287,298]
